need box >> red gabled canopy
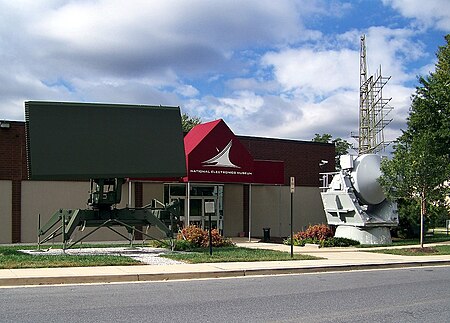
[184,119,221,155]
[183,119,284,184]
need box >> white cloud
[0,0,319,120]
[261,48,359,95]
[26,0,308,78]
[185,88,360,142]
[383,0,450,31]
[364,27,426,83]
[175,84,199,98]
[197,26,427,144]
[204,91,265,120]
[0,0,443,150]
[251,27,431,142]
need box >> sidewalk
[1,240,450,287]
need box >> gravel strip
[20,247,184,265]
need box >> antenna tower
[358,35,393,155]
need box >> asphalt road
[1,266,449,323]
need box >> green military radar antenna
[25,101,186,249]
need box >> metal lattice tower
[358,35,393,155]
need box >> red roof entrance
[183,119,284,184]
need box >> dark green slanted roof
[25,101,186,180]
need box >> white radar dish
[351,154,386,205]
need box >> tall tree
[379,34,450,247]
[181,113,202,132]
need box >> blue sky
[1,0,449,147]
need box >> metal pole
[37,213,41,251]
[128,180,132,208]
[290,177,295,258]
[186,182,190,227]
[420,197,424,248]
[290,190,293,258]
[248,184,252,242]
[170,211,174,240]
[61,212,66,253]
[209,211,213,255]
[130,227,135,248]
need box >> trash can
[263,228,271,242]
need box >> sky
[1,0,449,148]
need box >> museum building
[0,118,335,243]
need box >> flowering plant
[177,225,234,248]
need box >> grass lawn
[0,244,322,269]
[369,245,450,256]
[161,246,322,263]
[0,245,141,269]
[360,232,450,248]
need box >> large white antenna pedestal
[320,154,398,244]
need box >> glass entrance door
[189,197,219,231]
[166,184,223,234]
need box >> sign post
[205,201,215,256]
[209,212,212,255]
[290,177,295,258]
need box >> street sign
[205,201,215,214]
[290,177,295,193]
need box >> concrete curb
[2,260,450,287]
[240,260,450,276]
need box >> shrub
[283,236,304,246]
[177,225,234,248]
[209,229,234,247]
[283,224,358,247]
[146,239,168,248]
[283,237,322,246]
[173,239,196,251]
[177,225,207,247]
[293,224,333,241]
[321,237,360,247]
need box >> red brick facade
[1,122,27,242]
[238,136,335,187]
[0,121,28,181]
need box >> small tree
[380,135,448,246]
[379,35,450,247]
[181,113,202,132]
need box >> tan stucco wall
[17,180,326,243]
[0,180,12,243]
[21,181,131,243]
[142,182,167,239]
[250,185,326,238]
[295,186,328,230]
[223,184,243,237]
[142,182,164,205]
[250,185,282,237]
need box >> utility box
[263,228,271,242]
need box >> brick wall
[0,122,27,181]
[1,122,27,242]
[238,135,336,187]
